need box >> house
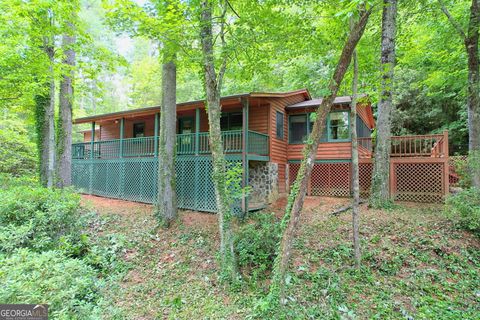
[71,89,450,213]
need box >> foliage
[445,188,480,235]
[0,249,102,318]
[0,186,81,253]
[0,119,37,177]
[235,213,281,283]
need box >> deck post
[89,121,95,194]
[90,121,95,159]
[195,107,200,155]
[119,118,124,158]
[154,113,159,157]
[241,98,249,214]
[443,130,449,197]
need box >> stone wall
[248,161,279,204]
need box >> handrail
[73,130,269,159]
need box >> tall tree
[370,0,397,207]
[270,6,372,303]
[199,0,238,282]
[439,0,480,187]
[41,27,56,188]
[156,52,178,226]
[106,0,185,223]
[57,11,77,188]
[350,17,361,268]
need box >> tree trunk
[270,8,372,303]
[465,0,480,187]
[199,0,238,282]
[370,0,397,207]
[350,35,361,268]
[156,55,178,227]
[57,30,76,188]
[439,0,480,187]
[38,40,56,188]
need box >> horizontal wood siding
[287,142,352,160]
[268,95,307,193]
[248,104,269,134]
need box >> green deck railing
[73,130,269,159]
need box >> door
[178,117,194,154]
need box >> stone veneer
[248,161,279,204]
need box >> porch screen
[329,112,349,140]
[289,114,307,143]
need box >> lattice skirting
[72,156,242,213]
[288,160,447,203]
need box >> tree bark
[57,28,76,188]
[350,25,361,268]
[465,0,480,187]
[156,55,178,227]
[370,0,397,207]
[439,0,480,187]
[199,0,238,282]
[38,38,56,188]
[270,7,372,303]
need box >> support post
[443,130,449,197]
[241,98,249,214]
[154,113,160,157]
[119,118,124,158]
[195,107,200,155]
[90,121,95,159]
[89,121,95,194]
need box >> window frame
[276,111,284,140]
[133,122,145,138]
[288,110,351,144]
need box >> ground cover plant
[87,196,480,319]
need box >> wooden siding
[287,142,352,160]
[267,95,307,193]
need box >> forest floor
[81,195,480,319]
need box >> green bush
[445,188,480,235]
[235,213,281,281]
[0,186,82,252]
[0,120,37,177]
[0,249,102,319]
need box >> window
[288,111,349,143]
[276,112,284,139]
[220,112,243,131]
[289,114,308,143]
[329,111,349,140]
[178,117,193,134]
[133,122,145,138]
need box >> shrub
[0,249,102,318]
[0,186,82,252]
[0,119,37,177]
[445,188,480,235]
[235,212,281,281]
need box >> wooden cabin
[71,89,450,213]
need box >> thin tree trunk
[57,29,76,188]
[465,0,480,187]
[370,0,397,207]
[439,0,480,187]
[199,0,237,282]
[270,8,372,303]
[350,31,361,268]
[156,54,178,227]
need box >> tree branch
[438,0,467,39]
[217,0,228,92]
